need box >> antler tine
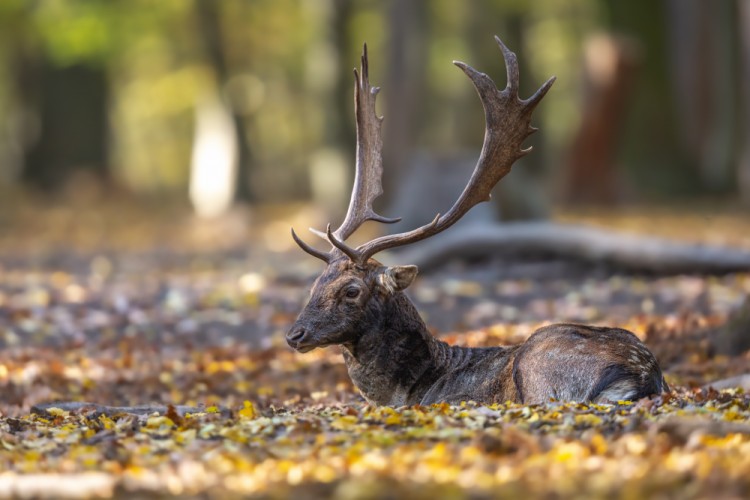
[325,224,361,263]
[524,75,557,110]
[295,44,401,264]
[309,44,400,255]
[291,228,330,263]
[494,36,519,93]
[354,36,555,263]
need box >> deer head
[287,37,555,353]
[286,258,418,352]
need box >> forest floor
[1,197,750,498]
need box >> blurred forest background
[0,0,748,227]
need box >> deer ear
[382,265,418,292]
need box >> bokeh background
[0,0,748,226]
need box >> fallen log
[31,401,230,418]
[655,416,750,442]
[391,222,750,274]
[703,374,750,391]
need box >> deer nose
[286,326,307,345]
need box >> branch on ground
[392,222,750,274]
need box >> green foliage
[34,1,114,66]
[0,0,743,198]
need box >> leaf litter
[0,202,750,497]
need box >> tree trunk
[666,0,737,192]
[194,0,254,204]
[380,0,428,209]
[600,0,691,196]
[22,62,110,191]
[465,11,548,220]
[331,0,355,159]
[562,35,639,204]
[738,0,750,203]
[306,0,356,220]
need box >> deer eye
[344,286,361,299]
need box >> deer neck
[341,292,460,406]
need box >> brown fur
[287,259,667,405]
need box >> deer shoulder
[286,37,667,406]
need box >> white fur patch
[378,272,396,294]
[596,379,637,402]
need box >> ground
[1,199,750,498]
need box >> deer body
[289,259,666,405]
[287,38,667,404]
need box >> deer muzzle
[286,324,316,353]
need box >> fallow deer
[287,37,668,405]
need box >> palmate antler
[292,36,555,265]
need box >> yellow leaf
[723,406,746,421]
[552,442,587,463]
[574,414,603,426]
[146,416,175,428]
[331,415,358,430]
[174,429,196,445]
[45,407,68,417]
[238,400,257,419]
[384,414,401,426]
[590,433,608,455]
[98,414,116,430]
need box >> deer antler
[292,36,555,265]
[293,43,399,262]
[335,44,401,240]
